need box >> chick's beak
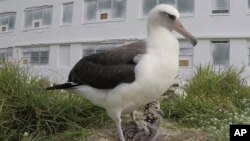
[158,109,165,117]
[174,19,197,47]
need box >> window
[177,0,194,15]
[83,48,95,57]
[82,43,123,57]
[83,0,126,23]
[142,0,157,17]
[141,0,194,17]
[211,41,230,66]
[248,48,250,66]
[211,0,230,14]
[21,47,49,65]
[179,41,193,68]
[59,45,70,67]
[0,13,16,32]
[248,40,250,66]
[24,6,53,29]
[248,0,250,12]
[82,45,110,57]
[0,47,13,62]
[62,3,73,25]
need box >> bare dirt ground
[86,122,208,141]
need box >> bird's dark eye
[168,14,176,20]
[161,12,176,21]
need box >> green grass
[161,65,250,140]
[0,63,109,141]
[1,62,250,141]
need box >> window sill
[0,30,15,34]
[139,15,147,20]
[60,24,72,27]
[31,65,50,67]
[210,13,230,16]
[22,26,51,32]
[180,14,194,18]
[212,65,230,68]
[82,18,125,25]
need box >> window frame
[59,45,71,67]
[210,40,230,66]
[0,47,13,62]
[82,0,127,24]
[248,40,250,66]
[61,2,74,26]
[82,42,124,57]
[139,0,195,19]
[248,48,250,66]
[82,44,112,57]
[21,46,50,66]
[248,0,250,13]
[210,0,230,16]
[23,6,53,30]
[179,40,194,69]
[82,48,95,57]
[0,12,16,33]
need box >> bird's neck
[147,26,179,53]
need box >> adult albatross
[46,4,197,141]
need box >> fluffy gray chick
[122,101,165,141]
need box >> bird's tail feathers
[45,82,80,90]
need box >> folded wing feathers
[45,41,146,90]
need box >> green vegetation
[1,63,250,141]
[0,63,109,141]
[161,65,250,140]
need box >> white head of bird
[147,4,197,47]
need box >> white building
[0,0,250,84]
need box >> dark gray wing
[68,41,146,89]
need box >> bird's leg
[116,113,125,141]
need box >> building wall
[0,0,250,84]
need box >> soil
[85,122,208,141]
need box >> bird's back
[68,41,146,89]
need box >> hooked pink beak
[174,19,197,47]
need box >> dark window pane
[159,0,175,6]
[212,41,229,65]
[84,0,97,21]
[178,0,194,14]
[112,0,126,18]
[33,9,42,20]
[212,0,229,14]
[99,0,111,10]
[0,15,8,26]
[62,3,73,24]
[40,57,49,64]
[42,7,52,26]
[8,14,16,30]
[142,0,157,16]
[24,11,32,28]
[83,49,95,57]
